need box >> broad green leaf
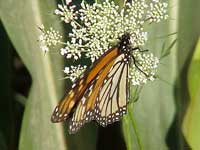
[0,0,97,150]
[182,38,200,150]
[176,0,200,149]
[0,0,66,149]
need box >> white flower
[40,45,49,52]
[62,41,82,60]
[60,48,67,55]
[47,0,168,82]
[147,1,168,23]
[63,65,87,82]
[64,67,70,74]
[38,26,62,52]
[55,3,77,23]
[65,0,72,5]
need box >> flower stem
[128,103,143,150]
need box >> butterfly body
[51,34,139,134]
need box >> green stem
[61,0,65,5]
[128,104,143,150]
[73,20,82,28]
[58,41,67,45]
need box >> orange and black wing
[51,47,120,123]
[94,53,129,126]
[68,53,129,133]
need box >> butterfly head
[118,33,132,53]
[120,33,131,45]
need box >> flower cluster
[39,0,168,86]
[63,65,87,82]
[39,26,62,52]
[147,0,168,23]
[55,2,77,23]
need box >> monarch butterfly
[51,33,147,134]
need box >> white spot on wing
[81,97,86,105]
[55,107,58,112]
[72,83,76,88]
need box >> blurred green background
[0,0,200,150]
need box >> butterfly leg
[139,49,149,52]
[131,47,149,52]
[131,55,149,77]
[131,47,139,51]
[138,47,149,52]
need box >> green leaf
[0,0,97,150]
[0,0,66,149]
[160,38,177,59]
[176,0,200,149]
[182,38,200,150]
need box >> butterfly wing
[95,54,129,126]
[51,47,120,123]
[69,53,129,133]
